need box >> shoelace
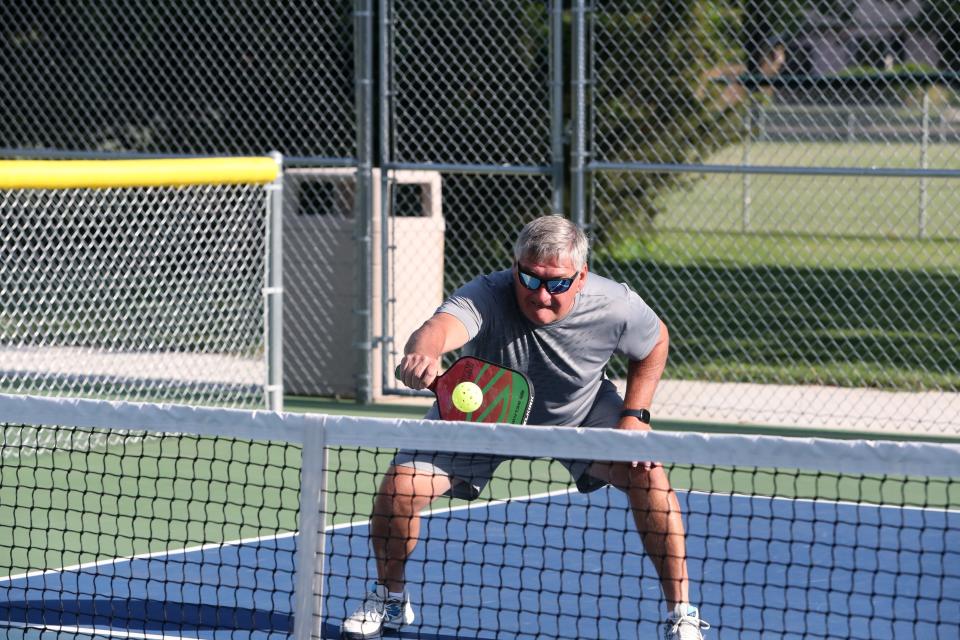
[667,612,711,637]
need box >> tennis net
[0,393,957,639]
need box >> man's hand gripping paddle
[397,356,533,424]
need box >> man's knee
[626,463,676,496]
[375,464,450,516]
[592,460,666,490]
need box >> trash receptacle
[283,168,444,399]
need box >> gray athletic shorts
[392,378,623,501]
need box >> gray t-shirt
[437,268,661,427]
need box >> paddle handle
[395,364,439,391]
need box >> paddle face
[431,356,533,424]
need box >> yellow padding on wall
[0,157,279,190]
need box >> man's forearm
[404,319,447,359]
[398,313,471,389]
[621,320,669,415]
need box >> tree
[911,0,960,71]
[0,0,356,156]
[587,1,746,247]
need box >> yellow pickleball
[451,381,484,413]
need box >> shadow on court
[319,620,492,640]
[0,600,492,640]
[0,598,290,635]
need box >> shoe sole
[340,629,384,640]
[341,617,411,639]
[383,617,412,630]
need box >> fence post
[919,92,929,239]
[570,0,587,228]
[354,0,375,403]
[549,0,565,216]
[379,0,394,395]
[742,95,753,233]
[265,152,285,411]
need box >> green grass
[604,229,960,271]
[653,142,960,247]
[594,253,960,390]
[592,141,960,391]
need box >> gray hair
[513,215,589,270]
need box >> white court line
[0,488,578,639]
[683,488,960,514]
[327,486,581,532]
[5,483,954,584]
[330,485,960,536]
[0,618,201,640]
[0,487,576,584]
[0,531,297,584]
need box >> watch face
[621,408,650,423]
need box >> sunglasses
[516,265,577,294]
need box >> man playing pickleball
[342,215,709,639]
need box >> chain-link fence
[0,1,357,158]
[0,179,272,407]
[584,1,960,434]
[3,1,959,434]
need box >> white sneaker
[663,604,710,640]
[341,583,415,639]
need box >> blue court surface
[1,488,958,639]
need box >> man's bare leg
[370,464,452,592]
[589,461,690,607]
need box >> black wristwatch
[620,408,651,424]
